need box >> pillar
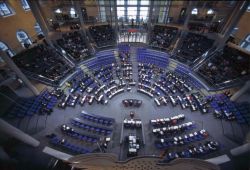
[0,51,39,96]
[171,1,196,54]
[113,0,119,45]
[27,0,53,47]
[146,0,154,44]
[0,119,40,147]
[230,81,250,101]
[73,0,87,37]
[219,1,249,49]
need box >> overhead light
[191,8,198,15]
[207,9,214,15]
[70,8,76,15]
[55,9,62,14]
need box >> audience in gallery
[188,22,219,33]
[57,31,90,63]
[173,32,214,65]
[13,44,72,85]
[197,46,250,85]
[89,25,115,47]
[150,25,178,49]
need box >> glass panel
[246,35,250,42]
[127,7,137,19]
[117,7,125,18]
[34,23,43,35]
[245,44,250,51]
[16,31,32,47]
[21,0,30,10]
[0,42,14,57]
[158,7,166,23]
[17,32,27,39]
[128,0,137,5]
[98,0,105,6]
[140,7,148,19]
[100,6,106,22]
[0,42,8,51]
[141,0,149,5]
[0,2,12,16]
[117,0,124,5]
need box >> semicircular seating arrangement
[3,42,249,167]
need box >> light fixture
[191,8,198,15]
[55,8,62,14]
[207,9,214,15]
[70,8,76,15]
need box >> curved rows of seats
[93,65,114,84]
[149,112,219,163]
[152,121,195,137]
[89,25,115,48]
[160,141,220,163]
[86,50,116,70]
[66,69,97,94]
[137,48,169,68]
[48,134,92,154]
[80,111,115,126]
[209,94,250,125]
[150,25,178,50]
[13,44,73,86]
[47,110,115,155]
[8,89,57,118]
[155,129,209,149]
[197,46,250,86]
[56,31,91,63]
[150,114,185,127]
[11,43,245,160]
[175,65,203,90]
[60,124,99,143]
[71,118,112,136]
[118,44,130,54]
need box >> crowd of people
[13,44,73,85]
[57,31,90,63]
[88,25,115,48]
[173,33,214,65]
[150,25,178,49]
[197,46,250,85]
[188,22,219,33]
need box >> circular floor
[28,86,246,161]
[6,46,249,162]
